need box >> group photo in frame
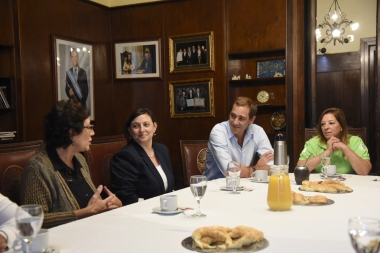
[53,35,95,120]
[169,31,214,74]
[169,78,215,118]
[114,39,161,79]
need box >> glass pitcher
[267,165,292,211]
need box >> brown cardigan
[20,149,96,228]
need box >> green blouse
[299,135,370,174]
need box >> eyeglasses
[83,125,94,131]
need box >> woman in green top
[297,108,371,175]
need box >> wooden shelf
[229,77,285,85]
[228,49,285,60]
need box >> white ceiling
[89,0,169,7]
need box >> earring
[154,133,156,136]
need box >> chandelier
[316,0,359,53]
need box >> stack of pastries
[191,225,264,250]
[300,179,353,193]
[292,191,328,205]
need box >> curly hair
[316,107,348,145]
[124,108,156,139]
[44,99,89,148]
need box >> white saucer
[320,173,341,178]
[41,245,60,253]
[247,178,268,183]
[13,245,60,253]
[220,186,245,191]
[152,207,184,215]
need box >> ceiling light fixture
[316,0,359,53]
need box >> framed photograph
[169,78,215,118]
[257,59,286,78]
[114,39,161,79]
[53,35,95,120]
[169,31,214,73]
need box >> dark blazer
[137,58,153,73]
[65,67,89,107]
[110,139,174,206]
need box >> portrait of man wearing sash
[65,50,89,107]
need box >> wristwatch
[250,166,256,177]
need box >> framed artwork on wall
[169,78,215,118]
[53,35,95,120]
[169,31,214,74]
[257,59,286,78]
[114,38,161,79]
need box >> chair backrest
[84,135,127,188]
[305,127,367,145]
[0,140,44,205]
[179,140,208,186]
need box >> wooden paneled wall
[316,52,361,127]
[13,0,290,189]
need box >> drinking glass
[190,175,207,217]
[15,205,44,253]
[320,154,331,178]
[227,161,241,194]
[348,217,380,253]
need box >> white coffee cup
[226,176,240,188]
[252,170,268,182]
[12,228,49,253]
[160,195,177,211]
[326,165,337,176]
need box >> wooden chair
[84,135,127,188]
[0,140,44,205]
[179,140,208,187]
[305,127,367,145]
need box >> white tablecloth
[45,173,380,253]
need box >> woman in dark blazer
[110,108,174,205]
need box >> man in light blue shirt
[203,97,274,180]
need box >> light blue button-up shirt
[203,121,274,180]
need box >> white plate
[152,206,184,215]
[320,173,341,178]
[247,178,269,183]
[220,186,245,191]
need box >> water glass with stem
[348,217,380,253]
[227,161,241,194]
[15,205,44,253]
[320,154,331,178]
[190,175,207,217]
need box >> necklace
[148,151,155,158]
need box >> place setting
[152,195,192,215]
[218,162,253,192]
[247,170,269,183]
[13,204,60,253]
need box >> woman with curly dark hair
[20,100,121,228]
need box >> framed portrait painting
[114,39,161,79]
[53,35,95,120]
[169,78,215,118]
[169,31,214,73]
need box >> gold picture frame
[169,31,214,73]
[169,78,215,118]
